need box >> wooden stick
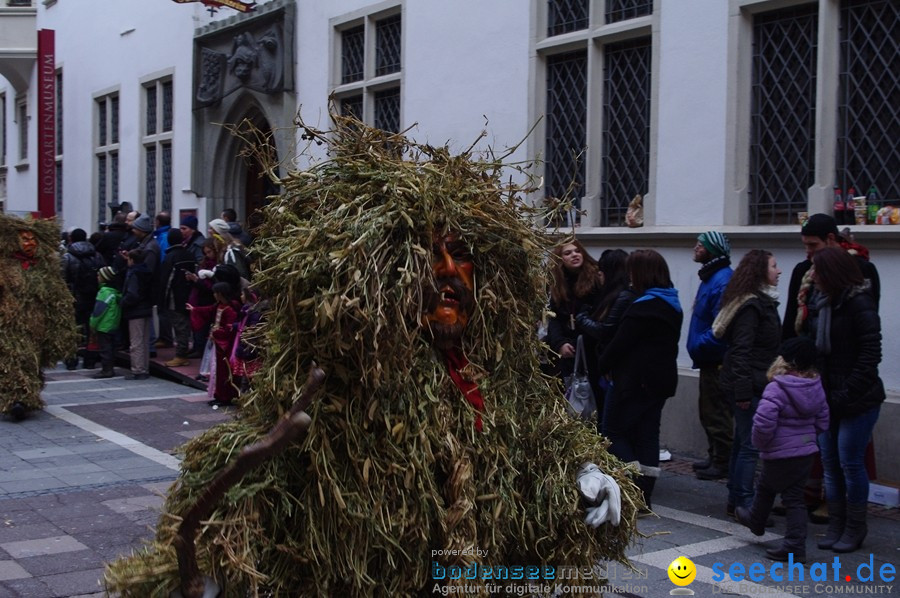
[172,364,326,598]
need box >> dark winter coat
[183,231,206,264]
[752,374,829,460]
[121,262,153,321]
[783,256,880,340]
[63,241,105,310]
[687,258,732,368]
[718,293,781,405]
[576,287,638,350]
[547,274,602,354]
[597,290,683,399]
[94,226,128,266]
[806,287,885,419]
[158,245,196,313]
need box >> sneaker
[165,357,190,367]
[124,373,149,380]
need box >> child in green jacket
[90,266,122,379]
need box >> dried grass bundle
[0,214,77,413]
[104,115,640,597]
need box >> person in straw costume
[105,115,640,597]
[0,214,77,420]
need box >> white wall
[654,0,730,225]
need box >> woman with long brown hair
[806,247,883,553]
[713,249,782,523]
[597,249,683,510]
[547,240,602,386]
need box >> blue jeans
[818,406,880,504]
[727,398,759,508]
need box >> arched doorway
[241,118,280,231]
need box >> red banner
[37,29,55,218]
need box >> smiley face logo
[668,556,696,586]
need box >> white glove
[197,269,215,280]
[577,463,621,527]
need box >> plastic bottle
[845,186,856,224]
[833,186,846,225]
[867,186,880,224]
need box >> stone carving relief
[195,24,285,105]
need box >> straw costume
[105,117,640,597]
[0,214,77,419]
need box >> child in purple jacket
[735,337,829,563]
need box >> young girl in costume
[189,282,241,406]
[735,337,828,563]
[230,286,266,393]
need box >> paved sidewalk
[0,365,897,597]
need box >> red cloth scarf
[445,349,484,432]
[13,251,38,270]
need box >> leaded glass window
[545,50,587,223]
[601,38,651,226]
[98,101,107,146]
[146,146,157,216]
[376,14,401,76]
[162,80,173,132]
[341,95,363,120]
[548,0,589,37]
[374,88,400,133]
[97,155,106,218]
[111,152,119,204]
[837,0,900,204]
[162,143,172,212]
[605,0,653,24]
[146,85,157,136]
[749,5,817,225]
[111,96,119,144]
[342,26,365,84]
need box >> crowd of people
[58,206,264,407]
[546,212,883,562]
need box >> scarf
[13,251,38,270]
[813,290,832,355]
[697,255,731,282]
[445,349,484,432]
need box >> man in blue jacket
[687,231,733,481]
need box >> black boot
[635,475,657,513]
[735,506,765,536]
[832,502,867,553]
[9,401,26,421]
[92,368,115,379]
[65,357,79,371]
[817,501,846,550]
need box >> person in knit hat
[687,231,734,480]
[734,336,828,563]
[90,266,123,379]
[208,218,252,281]
[179,215,206,263]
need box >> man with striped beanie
[687,231,733,481]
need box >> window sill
[14,161,28,172]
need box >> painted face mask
[18,231,38,258]
[421,233,475,349]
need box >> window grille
[111,152,119,204]
[98,102,107,146]
[146,146,157,216]
[111,97,119,144]
[375,14,401,76]
[605,0,653,24]
[547,0,588,37]
[545,50,587,224]
[146,86,157,135]
[749,5,817,225]
[342,26,365,84]
[601,38,651,226]
[97,155,106,219]
[374,88,400,133]
[837,0,900,203]
[341,95,363,120]
[162,143,172,212]
[162,80,173,132]
[16,101,26,161]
